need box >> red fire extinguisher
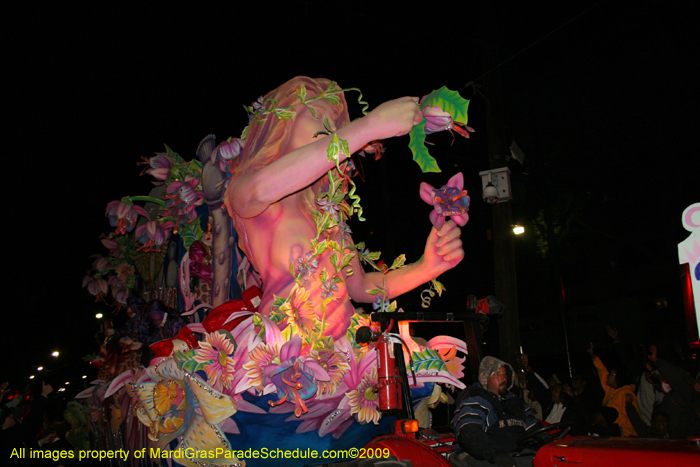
[355,325,404,412]
[376,336,402,411]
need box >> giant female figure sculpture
[225,76,465,341]
[131,77,472,467]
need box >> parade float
[78,77,481,467]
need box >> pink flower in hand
[422,106,454,134]
[420,172,470,230]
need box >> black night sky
[3,2,697,395]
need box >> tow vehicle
[315,307,700,467]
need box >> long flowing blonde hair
[232,76,351,178]
[226,76,351,265]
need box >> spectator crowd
[452,325,700,466]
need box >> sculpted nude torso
[225,76,466,341]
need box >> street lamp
[513,225,525,235]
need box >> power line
[467,0,608,86]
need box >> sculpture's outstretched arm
[227,97,423,219]
[346,220,464,303]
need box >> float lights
[37,366,43,371]
[51,351,59,357]
[513,225,525,235]
[95,313,103,319]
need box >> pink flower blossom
[83,275,108,300]
[421,105,474,138]
[163,178,204,226]
[422,106,454,134]
[265,336,330,417]
[311,349,350,398]
[140,154,174,185]
[242,342,279,394]
[135,220,174,252]
[193,331,237,391]
[419,172,470,230]
[346,367,380,424]
[213,138,244,174]
[113,263,132,282]
[100,236,122,258]
[111,285,130,306]
[91,255,110,273]
[105,200,149,235]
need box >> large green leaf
[411,348,447,373]
[408,121,441,173]
[407,86,471,173]
[421,86,470,125]
[179,218,204,250]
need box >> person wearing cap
[452,356,541,467]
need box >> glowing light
[513,225,525,235]
[51,351,59,357]
[82,375,87,379]
[95,313,103,319]
[29,375,35,380]
[65,382,70,385]
[37,367,43,371]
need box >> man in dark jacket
[452,356,541,467]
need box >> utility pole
[480,42,522,365]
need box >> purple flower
[91,255,110,273]
[338,222,352,237]
[105,200,149,235]
[265,336,330,417]
[315,199,340,219]
[321,280,338,299]
[214,138,244,174]
[251,96,266,115]
[111,284,130,306]
[163,177,204,226]
[100,237,120,257]
[372,295,390,311]
[419,172,470,230]
[114,263,135,283]
[83,275,108,299]
[135,220,174,252]
[296,252,319,278]
[142,154,174,185]
[422,106,454,135]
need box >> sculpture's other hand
[422,219,464,278]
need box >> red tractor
[327,307,700,467]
